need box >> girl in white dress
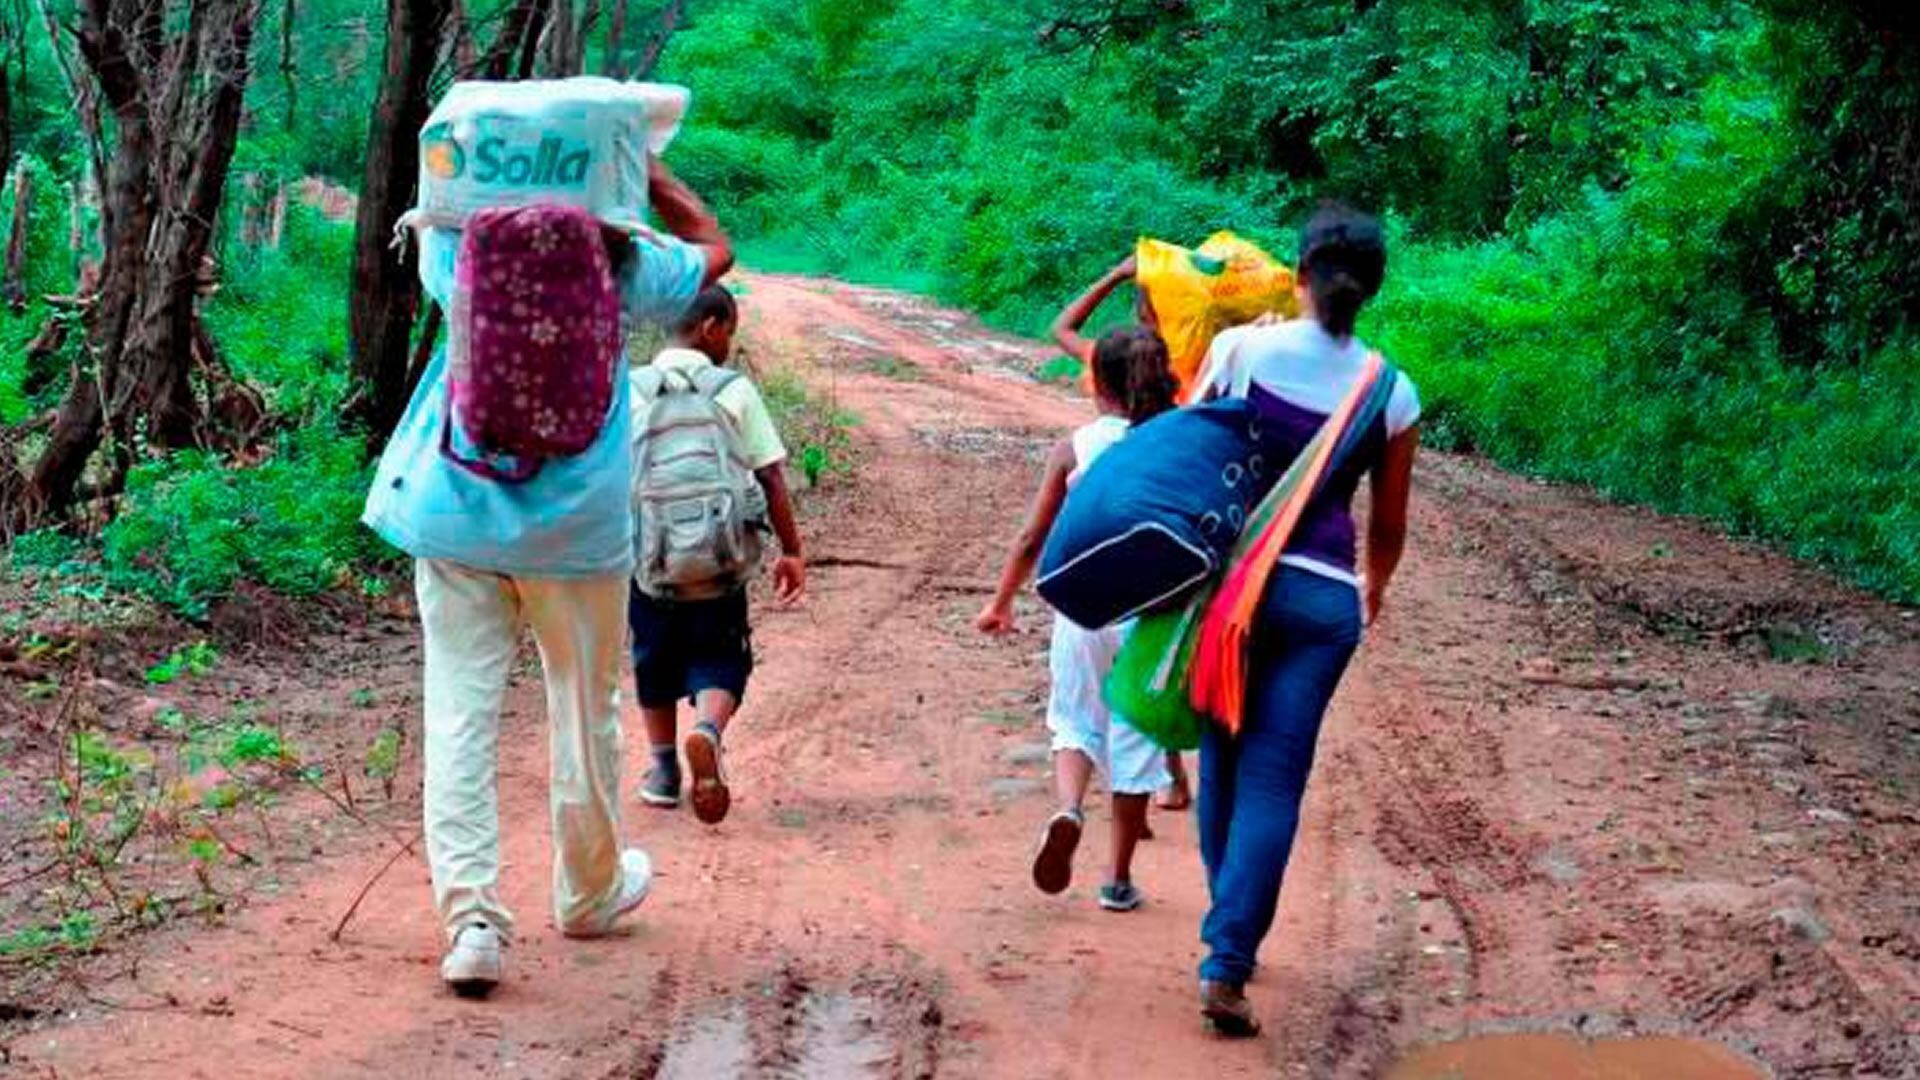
[977,328,1180,911]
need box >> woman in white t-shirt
[1189,204,1421,1036]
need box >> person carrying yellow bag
[1134,231,1300,400]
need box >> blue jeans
[1198,567,1362,986]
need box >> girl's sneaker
[1098,881,1144,912]
[685,722,731,825]
[1031,809,1083,895]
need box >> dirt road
[7,275,1917,1078]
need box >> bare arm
[648,157,735,286]
[1364,427,1420,625]
[977,440,1077,634]
[1050,256,1136,363]
[756,463,805,605]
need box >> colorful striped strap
[1188,353,1393,732]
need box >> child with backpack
[1050,258,1194,813]
[630,286,805,825]
[976,327,1180,911]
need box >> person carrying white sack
[362,79,732,999]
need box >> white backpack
[630,365,768,598]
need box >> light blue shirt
[362,229,707,578]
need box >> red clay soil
[3,274,1916,1078]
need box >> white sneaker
[441,922,504,998]
[562,849,654,939]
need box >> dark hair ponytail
[1298,202,1386,338]
[1092,327,1179,425]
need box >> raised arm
[976,440,1077,634]
[1363,426,1420,625]
[648,157,734,286]
[1051,256,1137,363]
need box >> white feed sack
[401,77,690,302]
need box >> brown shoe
[684,722,731,825]
[1201,980,1261,1038]
[1031,810,1083,895]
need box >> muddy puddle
[1387,1033,1766,1080]
[655,980,938,1079]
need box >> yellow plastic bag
[1136,232,1299,400]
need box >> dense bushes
[3,0,1913,609]
[656,0,1920,600]
[103,210,391,615]
[4,207,392,617]
[1373,62,1919,597]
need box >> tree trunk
[542,0,575,76]
[603,0,627,77]
[477,0,543,78]
[575,0,600,66]
[448,0,476,74]
[515,0,549,77]
[0,27,13,181]
[23,0,264,525]
[280,0,296,129]
[115,0,260,453]
[345,0,450,445]
[268,183,287,248]
[20,309,67,398]
[238,172,263,246]
[631,0,681,79]
[4,164,28,311]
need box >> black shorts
[627,584,754,708]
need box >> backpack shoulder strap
[689,365,741,399]
[632,365,668,400]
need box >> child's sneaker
[562,849,655,939]
[1031,809,1083,895]
[639,763,682,809]
[684,722,731,825]
[441,921,504,998]
[1098,881,1144,912]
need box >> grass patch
[760,368,860,489]
[1035,355,1083,386]
[865,355,922,381]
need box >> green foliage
[362,728,401,780]
[98,210,391,614]
[218,724,291,768]
[1372,61,1920,599]
[654,0,1918,599]
[0,0,1911,605]
[144,641,221,685]
[100,420,392,617]
[760,368,858,487]
[1036,355,1084,385]
[0,912,97,960]
[205,207,356,417]
[0,155,84,423]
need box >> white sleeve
[1195,326,1248,401]
[1386,372,1422,437]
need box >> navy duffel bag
[1036,398,1280,630]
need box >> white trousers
[1047,616,1171,795]
[416,560,630,941]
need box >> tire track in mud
[577,278,1093,1077]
